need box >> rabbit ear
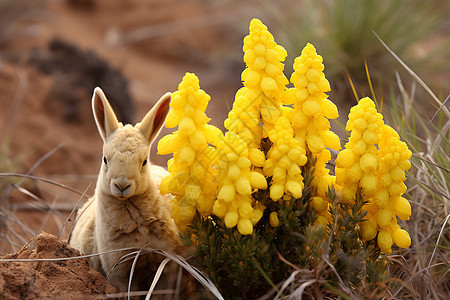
[138,92,171,144]
[92,87,120,142]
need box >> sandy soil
[0,232,117,299]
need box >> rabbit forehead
[103,125,149,159]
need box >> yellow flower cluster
[263,117,307,201]
[158,72,222,230]
[237,18,288,138]
[213,132,267,235]
[283,43,341,224]
[335,97,384,204]
[360,124,412,254]
[224,88,262,148]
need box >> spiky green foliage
[183,146,394,298]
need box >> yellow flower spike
[214,130,268,235]
[235,18,288,140]
[336,97,383,204]
[269,212,280,227]
[283,43,339,223]
[338,101,412,253]
[365,123,412,252]
[158,72,221,230]
[265,116,306,201]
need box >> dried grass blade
[145,257,171,300]
[0,173,90,198]
[373,30,450,118]
[128,249,143,300]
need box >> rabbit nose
[115,182,131,192]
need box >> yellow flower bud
[217,184,235,202]
[236,177,252,195]
[376,208,393,227]
[391,166,406,182]
[398,159,411,171]
[361,219,378,241]
[251,207,264,225]
[303,99,320,116]
[375,188,389,207]
[306,135,324,153]
[389,181,407,196]
[360,153,378,173]
[261,77,278,91]
[352,118,367,131]
[287,163,301,177]
[228,164,241,180]
[311,196,328,212]
[336,149,356,168]
[179,117,196,134]
[189,131,206,150]
[394,196,411,220]
[239,202,254,219]
[269,212,280,227]
[213,200,227,217]
[250,171,268,189]
[225,211,239,228]
[178,146,196,165]
[315,215,329,227]
[360,173,378,195]
[320,99,339,119]
[347,163,362,183]
[285,180,303,198]
[392,228,411,248]
[249,148,266,167]
[237,218,253,235]
[322,131,341,150]
[245,70,261,87]
[165,109,183,128]
[157,134,176,155]
[254,56,266,70]
[270,184,284,201]
[377,230,393,254]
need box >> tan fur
[69,87,183,292]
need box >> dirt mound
[0,232,117,299]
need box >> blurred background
[0,0,449,254]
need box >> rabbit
[69,87,184,294]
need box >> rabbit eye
[142,159,147,167]
[103,157,107,165]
